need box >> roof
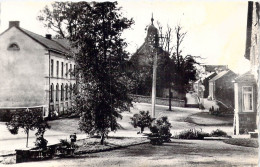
[209,70,232,82]
[20,28,72,55]
[203,65,228,72]
[234,71,256,83]
[201,72,216,82]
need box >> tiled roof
[19,28,72,55]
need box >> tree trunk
[141,127,144,133]
[26,129,29,148]
[100,133,105,145]
[168,88,172,111]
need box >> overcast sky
[0,0,250,74]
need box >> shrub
[148,116,172,145]
[176,129,210,140]
[210,129,228,137]
[130,111,155,133]
[60,139,72,148]
[35,136,48,150]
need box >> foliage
[0,110,14,122]
[6,108,50,147]
[128,51,172,97]
[35,136,48,150]
[148,116,172,144]
[176,129,210,140]
[60,139,73,148]
[210,129,228,137]
[130,111,155,133]
[39,2,133,145]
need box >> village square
[0,1,259,167]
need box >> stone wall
[130,94,185,107]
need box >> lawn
[223,138,258,148]
[48,103,234,136]
[185,112,233,126]
[75,137,148,154]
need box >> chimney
[45,34,52,40]
[9,21,20,28]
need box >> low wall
[130,94,185,107]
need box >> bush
[130,111,155,133]
[60,139,72,148]
[148,116,172,145]
[199,103,205,110]
[210,129,228,137]
[176,129,210,140]
[35,136,48,150]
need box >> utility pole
[151,48,157,118]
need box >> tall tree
[38,2,133,144]
[170,24,198,94]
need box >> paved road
[2,139,257,167]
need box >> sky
[0,0,251,74]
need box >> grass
[48,118,82,134]
[223,138,258,148]
[185,112,233,126]
[75,137,148,154]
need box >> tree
[6,108,50,147]
[38,2,133,144]
[171,24,199,94]
[130,111,155,133]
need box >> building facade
[0,21,76,117]
[209,70,237,108]
[234,2,259,135]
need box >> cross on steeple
[151,13,154,25]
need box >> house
[0,21,76,117]
[208,70,237,108]
[194,72,217,98]
[233,1,259,135]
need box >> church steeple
[151,13,154,25]
[146,14,159,47]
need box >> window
[7,43,20,51]
[74,65,76,77]
[50,84,54,102]
[70,64,72,77]
[73,83,76,95]
[65,84,68,100]
[61,62,64,77]
[56,61,59,77]
[70,84,72,99]
[51,59,54,77]
[56,84,59,101]
[66,63,68,78]
[242,86,253,112]
[61,84,64,101]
